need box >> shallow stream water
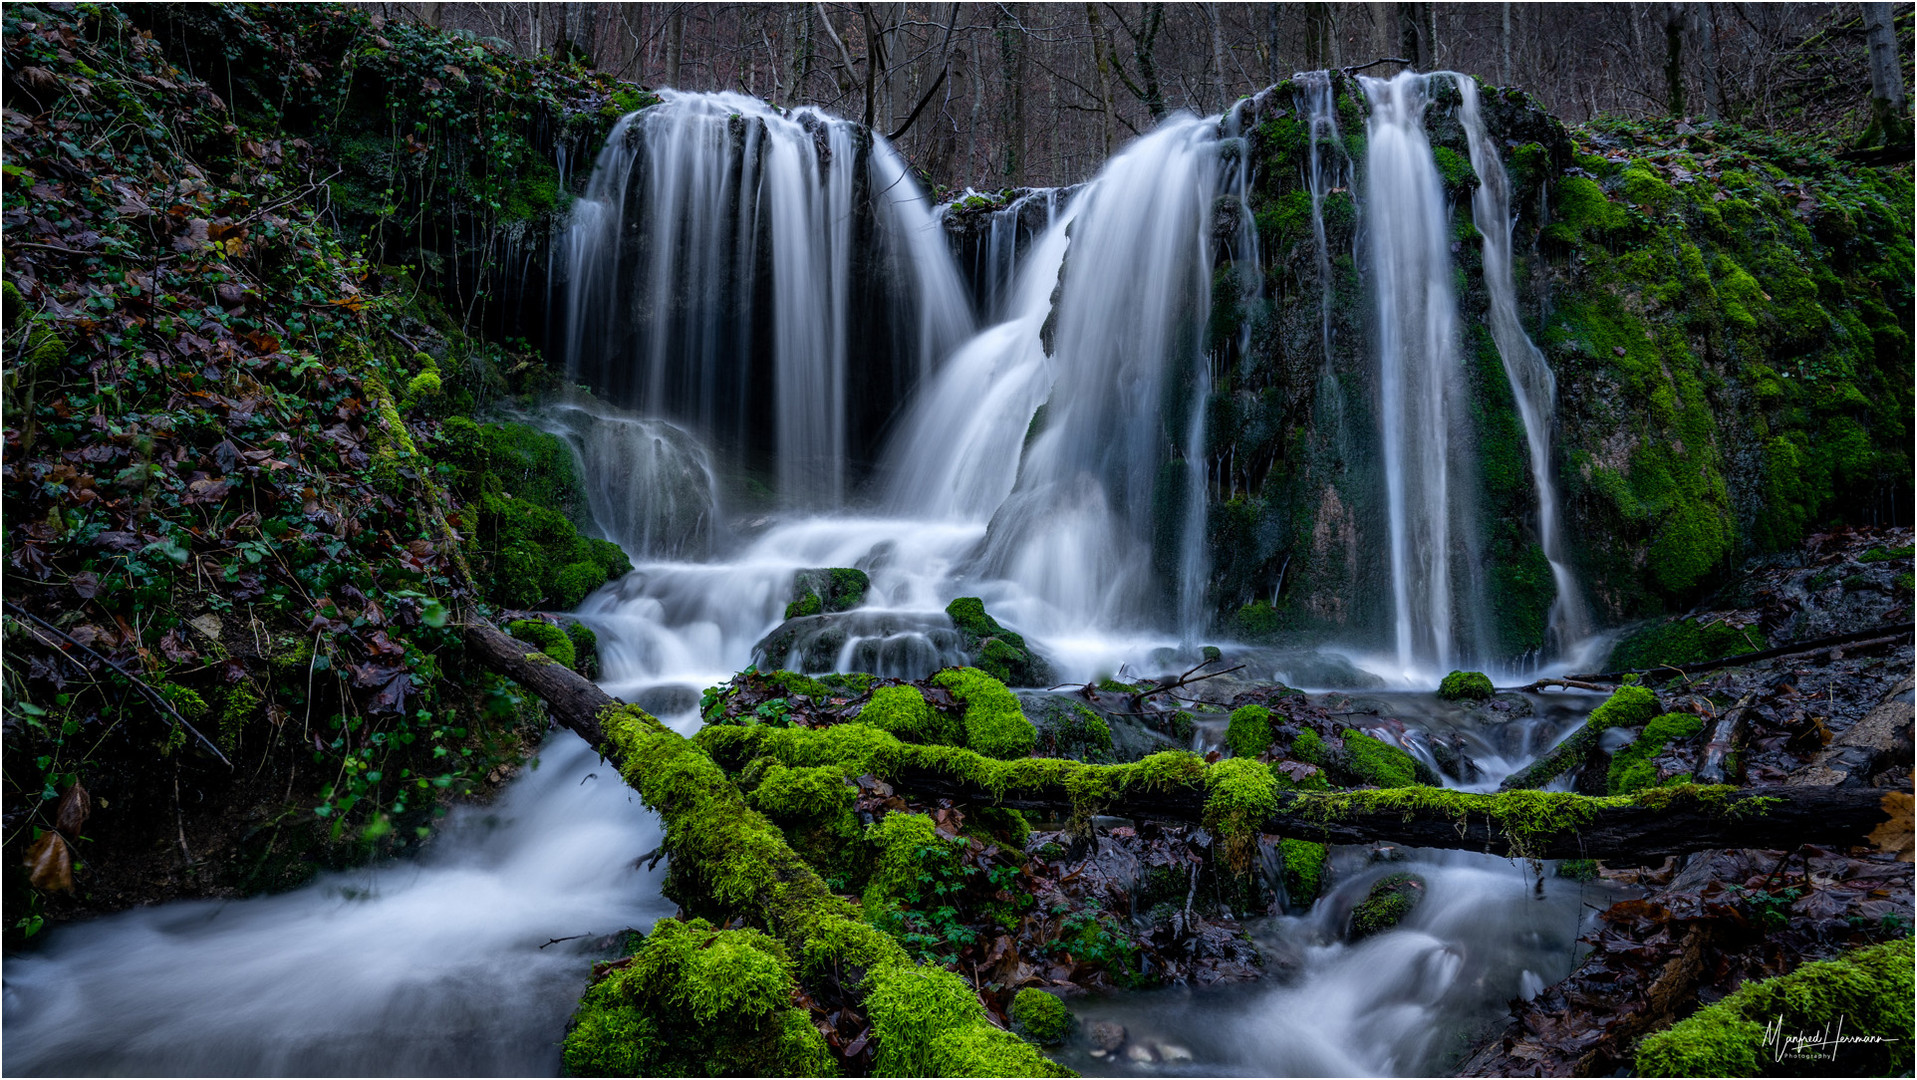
[2,734,677,1077]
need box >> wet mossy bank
[2,1,650,935]
[1196,73,1912,662]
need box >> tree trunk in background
[1500,2,1512,85]
[1399,2,1427,69]
[1210,2,1228,113]
[996,9,1026,182]
[1087,4,1117,158]
[1695,3,1719,120]
[1134,5,1167,121]
[1664,2,1686,118]
[1266,5,1282,84]
[665,6,683,87]
[1306,3,1333,72]
[1425,1,1439,68]
[1864,2,1910,144]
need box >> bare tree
[1863,2,1909,143]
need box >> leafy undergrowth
[0,2,644,940]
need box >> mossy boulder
[1322,730,1438,789]
[785,567,870,620]
[1438,670,1495,702]
[561,918,836,1077]
[1349,872,1425,938]
[1024,695,1115,762]
[944,598,1054,687]
[1225,704,1274,759]
[1635,937,1914,1077]
[1009,988,1074,1046]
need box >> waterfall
[533,399,720,559]
[1295,72,1348,374]
[966,116,1224,636]
[560,91,971,507]
[1455,77,1591,652]
[1362,71,1473,674]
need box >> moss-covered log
[469,626,1897,867]
[462,623,1070,1077]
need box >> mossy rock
[1024,695,1114,762]
[785,567,869,620]
[1009,988,1074,1046]
[565,622,600,679]
[1635,937,1914,1077]
[944,597,1055,687]
[1324,730,1437,789]
[1437,670,1494,702]
[1225,704,1274,759]
[1349,872,1425,938]
[561,917,836,1077]
[1280,838,1328,905]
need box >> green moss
[507,618,575,670]
[1589,683,1661,730]
[1621,161,1679,213]
[565,622,599,679]
[1280,838,1327,904]
[561,917,836,1077]
[1636,937,1914,1077]
[944,598,1052,686]
[1556,858,1599,881]
[1606,712,1704,795]
[785,567,869,620]
[858,685,955,744]
[1431,145,1475,194]
[1291,727,1324,764]
[1609,617,1766,670]
[1350,872,1424,937]
[1335,731,1424,789]
[1438,670,1494,701]
[931,667,1037,760]
[594,705,1069,1077]
[1009,988,1074,1046]
[865,966,1072,1077]
[1546,175,1631,243]
[1225,704,1274,759]
[1204,757,1279,873]
[404,370,441,401]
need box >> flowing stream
[5,77,1614,1077]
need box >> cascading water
[1361,71,1484,677]
[535,397,721,558]
[972,116,1225,640]
[560,91,971,507]
[1295,71,1349,376]
[1455,77,1592,654]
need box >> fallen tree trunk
[469,620,1898,863]
[886,763,1892,862]
[1568,622,1913,683]
[461,622,1071,1078]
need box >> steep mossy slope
[1206,73,1912,657]
[1,2,642,937]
